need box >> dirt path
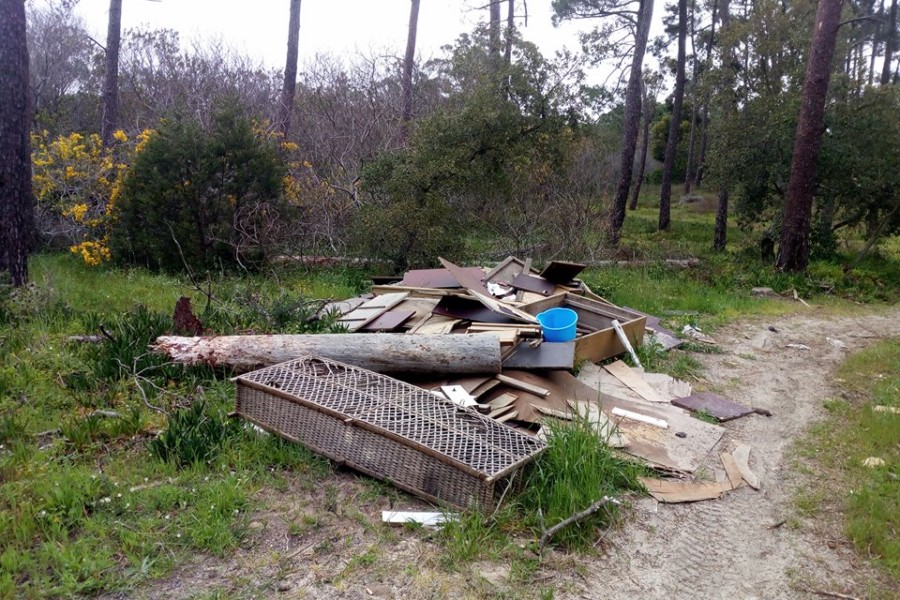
[563,306,900,600]
[126,306,899,600]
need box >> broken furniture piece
[233,356,546,510]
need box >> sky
[68,0,667,86]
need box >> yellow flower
[113,130,128,143]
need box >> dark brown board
[502,341,575,370]
[360,310,416,332]
[400,267,484,289]
[622,306,683,351]
[540,261,587,284]
[433,295,517,324]
[510,273,557,296]
[671,392,754,422]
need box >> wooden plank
[360,310,416,332]
[672,392,754,422]
[338,292,408,332]
[502,341,575,370]
[639,477,732,503]
[611,407,668,429]
[510,273,556,296]
[732,444,760,489]
[532,404,573,420]
[410,313,460,334]
[487,405,514,419]
[488,392,518,409]
[495,410,518,423]
[495,374,551,397]
[471,378,501,398]
[400,267,484,289]
[439,257,538,324]
[433,295,517,324]
[720,452,744,489]
[539,260,586,284]
[603,360,667,403]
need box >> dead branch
[538,495,620,551]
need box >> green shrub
[148,399,238,468]
[110,104,285,272]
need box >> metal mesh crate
[234,356,546,509]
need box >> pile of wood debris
[154,256,763,504]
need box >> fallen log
[151,333,502,375]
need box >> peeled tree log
[151,333,502,375]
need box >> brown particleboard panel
[433,295,517,324]
[502,341,575,370]
[489,371,725,473]
[338,292,409,332]
[639,477,732,503]
[540,261,587,284]
[521,293,646,363]
[360,310,416,332]
[510,273,557,296]
[672,392,754,422]
[400,267,484,289]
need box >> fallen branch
[538,496,620,551]
[799,587,860,600]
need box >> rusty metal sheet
[510,273,557,296]
[539,261,587,284]
[672,392,754,422]
[360,310,416,332]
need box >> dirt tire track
[566,307,900,600]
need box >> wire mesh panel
[234,356,546,509]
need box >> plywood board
[502,341,575,370]
[510,273,557,296]
[433,295,517,324]
[400,267,483,288]
[338,292,408,332]
[720,452,744,489]
[540,261,587,284]
[639,477,732,503]
[672,392,754,422]
[604,360,667,403]
[732,444,760,489]
[360,310,416,332]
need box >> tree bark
[152,333,503,375]
[100,0,121,147]
[713,188,728,250]
[712,0,733,251]
[659,0,688,231]
[683,0,699,194]
[629,82,654,211]
[0,0,35,286]
[693,0,719,190]
[400,0,420,142]
[505,0,515,66]
[278,0,302,137]
[608,0,655,245]
[776,0,845,272]
[489,0,502,59]
[882,0,898,84]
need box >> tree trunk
[883,0,898,84]
[629,83,654,211]
[278,0,302,137]
[658,0,688,231]
[683,95,699,194]
[400,0,420,141]
[712,0,733,251]
[713,188,728,250]
[776,0,845,272]
[0,0,34,287]
[152,333,503,375]
[489,1,502,59]
[505,0,515,66]
[608,0,655,245]
[693,0,719,189]
[100,0,122,147]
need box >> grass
[795,339,900,587]
[2,197,898,597]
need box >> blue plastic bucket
[536,307,578,342]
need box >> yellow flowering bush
[31,129,150,265]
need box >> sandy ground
[118,305,900,600]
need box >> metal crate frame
[234,356,545,509]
